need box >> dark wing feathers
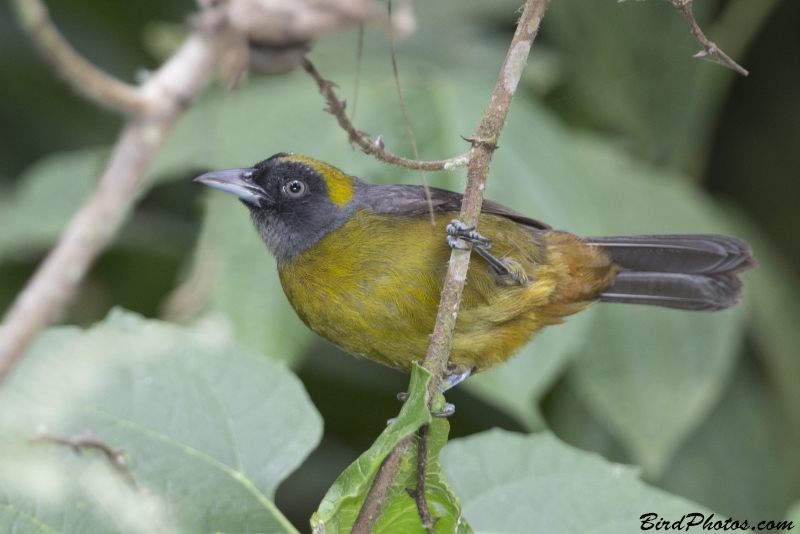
[360,184,551,229]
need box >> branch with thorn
[301,58,470,172]
[669,0,748,76]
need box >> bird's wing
[360,184,551,230]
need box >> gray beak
[194,168,266,207]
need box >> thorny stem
[421,0,545,409]
[349,2,549,533]
[301,57,471,172]
[669,0,748,76]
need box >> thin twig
[420,0,546,400]
[301,57,470,172]
[388,0,435,224]
[0,2,223,383]
[10,0,149,114]
[668,0,748,76]
[409,424,436,534]
[30,429,138,489]
[350,2,549,532]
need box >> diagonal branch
[301,58,470,172]
[668,0,748,76]
[0,5,223,383]
[349,2,549,532]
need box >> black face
[195,153,356,261]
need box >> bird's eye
[283,180,306,198]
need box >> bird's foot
[442,365,474,390]
[388,395,455,424]
[446,220,526,285]
[446,220,493,248]
[386,403,454,425]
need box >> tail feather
[587,234,756,275]
[589,234,756,311]
[599,271,743,311]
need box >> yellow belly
[277,209,615,372]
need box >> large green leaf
[0,309,322,534]
[312,363,467,534]
[442,429,715,534]
[736,224,800,441]
[657,352,800,524]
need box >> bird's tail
[588,234,756,311]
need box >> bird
[195,153,756,387]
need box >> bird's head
[195,153,360,261]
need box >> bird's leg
[446,220,526,285]
[395,391,454,418]
[441,364,474,390]
[394,364,475,420]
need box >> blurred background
[1,0,798,531]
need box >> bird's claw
[445,220,525,284]
[446,220,493,248]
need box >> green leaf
[566,139,750,476]
[372,417,464,534]
[312,363,465,534]
[0,309,322,534]
[312,362,432,533]
[735,223,800,441]
[0,148,107,261]
[442,429,715,534]
[657,352,800,524]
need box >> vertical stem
[350,2,549,532]
[421,0,547,401]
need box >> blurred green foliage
[1,0,799,532]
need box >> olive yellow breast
[277,209,616,372]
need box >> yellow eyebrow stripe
[285,154,355,207]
